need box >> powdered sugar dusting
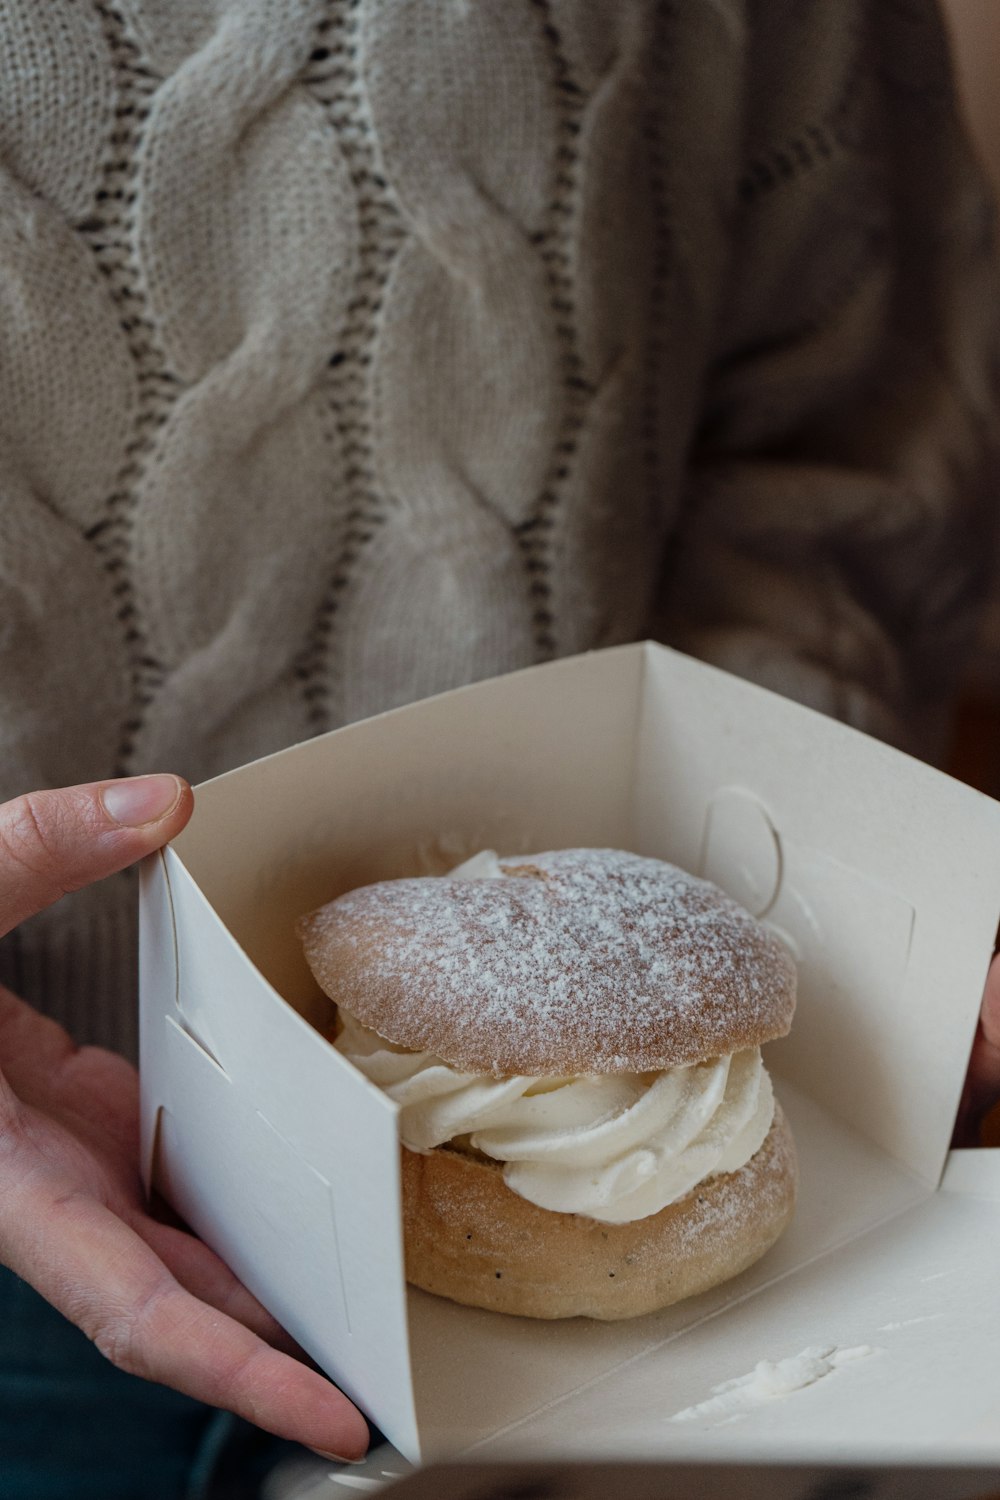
[299,849,796,1076]
[669,1344,880,1423]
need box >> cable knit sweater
[0,0,996,1058]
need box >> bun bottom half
[401,1103,797,1320]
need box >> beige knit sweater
[0,0,996,1057]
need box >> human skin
[0,776,368,1463]
[954,952,1000,1146]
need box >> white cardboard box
[138,642,1000,1466]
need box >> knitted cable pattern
[0,0,698,795]
[0,0,995,1054]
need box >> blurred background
[884,3,1000,1145]
[940,1,1000,803]
[941,1,1000,212]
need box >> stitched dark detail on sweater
[736,9,868,208]
[294,0,407,734]
[639,0,678,563]
[514,0,592,660]
[81,3,171,777]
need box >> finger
[968,953,1000,1100]
[0,992,140,1136]
[136,1214,302,1356]
[0,776,194,938]
[963,1021,1000,1132]
[7,1186,368,1460]
[0,985,87,1095]
[980,952,1000,1052]
[954,955,1000,1145]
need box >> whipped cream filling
[332,850,775,1225]
[335,1014,773,1225]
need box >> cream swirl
[334,1009,774,1225]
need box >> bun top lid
[298,849,796,1077]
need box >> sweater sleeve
[653,0,1000,756]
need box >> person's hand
[954,952,1000,1147]
[0,777,368,1462]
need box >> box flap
[169,644,646,1010]
[140,850,420,1456]
[634,645,1000,1183]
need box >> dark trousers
[0,1266,295,1500]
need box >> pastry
[298,848,797,1319]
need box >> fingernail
[101,775,182,828]
[309,1448,366,1465]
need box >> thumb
[0,776,193,938]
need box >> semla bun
[299,848,797,1319]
